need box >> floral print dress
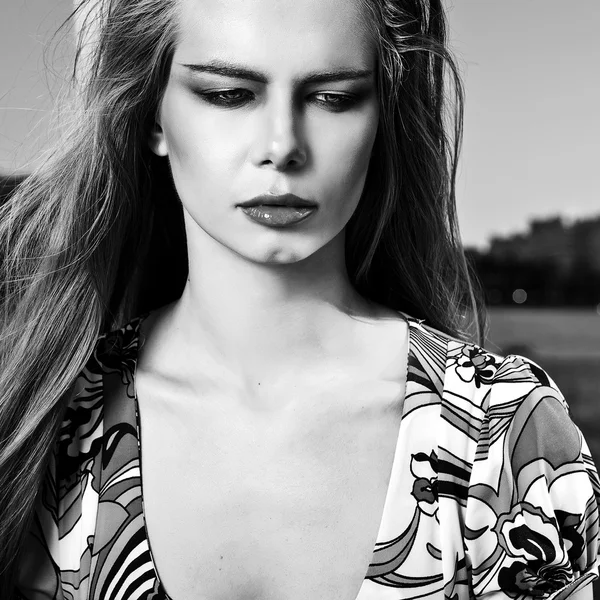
[16,313,600,600]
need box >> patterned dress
[16,312,600,600]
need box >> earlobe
[148,122,168,157]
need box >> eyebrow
[180,60,374,85]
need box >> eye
[197,89,254,108]
[312,92,359,112]
[195,89,361,111]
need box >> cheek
[160,91,240,181]
[317,107,379,197]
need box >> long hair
[347,0,484,339]
[0,0,483,593]
[0,0,180,593]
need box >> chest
[136,375,406,600]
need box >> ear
[148,120,168,157]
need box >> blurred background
[449,0,600,476]
[1,0,599,477]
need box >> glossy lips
[237,194,317,227]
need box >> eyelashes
[198,89,251,107]
[194,88,362,112]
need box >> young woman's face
[153,0,379,265]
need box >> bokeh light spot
[512,289,527,304]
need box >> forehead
[173,0,375,72]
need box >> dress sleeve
[15,358,104,600]
[465,353,600,599]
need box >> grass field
[485,307,600,358]
[486,307,600,460]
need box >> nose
[249,93,308,170]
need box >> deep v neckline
[129,310,416,600]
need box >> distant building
[488,215,600,273]
[571,217,600,272]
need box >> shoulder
[404,315,594,475]
[90,313,148,374]
[405,314,563,404]
[57,314,147,466]
[65,313,146,404]
[404,315,581,458]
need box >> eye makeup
[190,86,370,113]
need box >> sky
[1,0,598,247]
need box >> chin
[229,234,319,265]
[255,248,306,265]
[235,240,317,265]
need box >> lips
[237,193,317,208]
[237,193,318,227]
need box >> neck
[164,213,378,379]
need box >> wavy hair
[0,0,484,594]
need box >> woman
[2,0,599,598]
